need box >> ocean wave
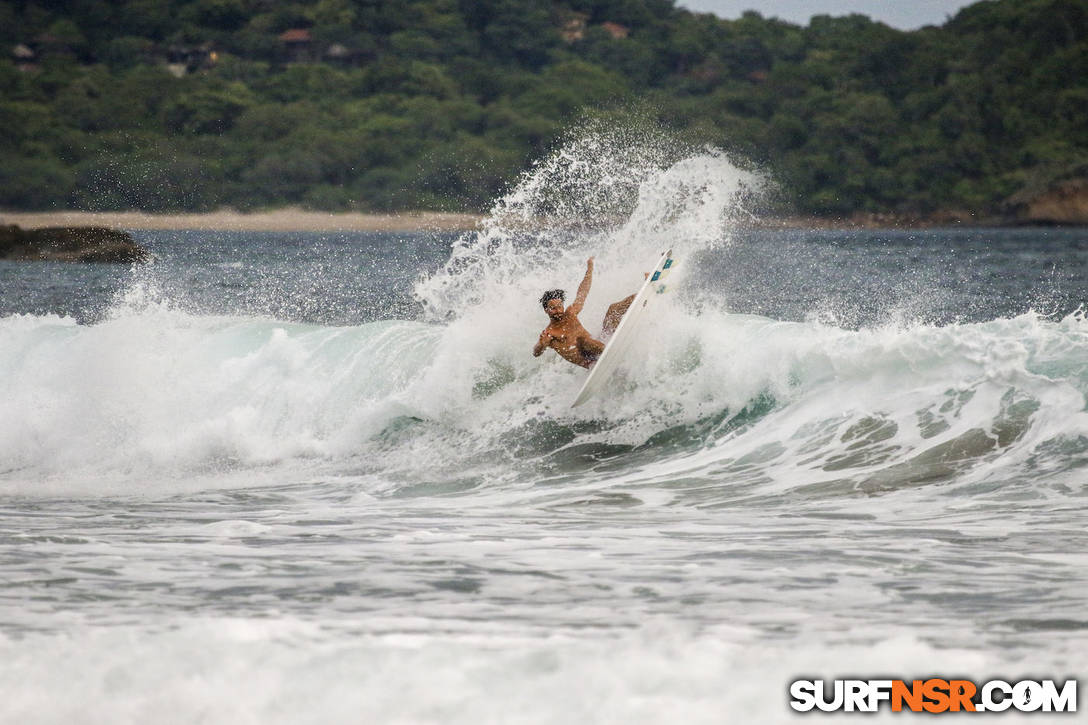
[1,303,1084,501]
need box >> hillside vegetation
[1,0,1086,218]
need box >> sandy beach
[0,208,484,232]
[3,208,1044,233]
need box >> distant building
[560,12,589,43]
[11,43,38,72]
[600,22,630,39]
[164,42,217,77]
[324,42,365,66]
[279,28,313,63]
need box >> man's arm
[568,257,594,315]
[533,330,551,357]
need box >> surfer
[533,257,636,369]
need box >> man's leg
[601,294,636,339]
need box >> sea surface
[1,145,1086,723]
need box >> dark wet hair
[540,289,565,310]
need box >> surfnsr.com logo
[789,679,1077,713]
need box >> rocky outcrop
[1007,177,1088,226]
[0,225,150,263]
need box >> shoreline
[0,209,484,233]
[2,208,1079,232]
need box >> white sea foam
[2,618,1082,725]
[1,300,1084,502]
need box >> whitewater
[1,134,1086,723]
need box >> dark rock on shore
[0,225,150,263]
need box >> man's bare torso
[542,313,601,369]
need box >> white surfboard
[571,249,676,407]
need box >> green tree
[161,82,254,134]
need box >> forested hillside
[2,0,1086,218]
